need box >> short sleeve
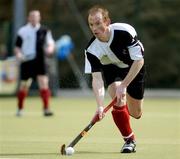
[85,51,102,74]
[128,41,144,60]
[15,35,23,47]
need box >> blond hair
[88,5,110,22]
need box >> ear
[106,18,111,25]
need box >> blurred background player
[14,10,55,117]
[85,5,145,153]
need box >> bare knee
[129,110,142,119]
[127,105,142,119]
[37,75,49,89]
[133,113,142,119]
[126,94,143,119]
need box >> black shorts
[20,58,46,80]
[102,64,145,100]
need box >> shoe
[16,109,23,117]
[121,140,136,153]
[44,109,54,117]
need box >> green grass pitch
[0,96,180,159]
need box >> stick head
[60,144,66,155]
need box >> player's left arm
[122,29,144,86]
[44,30,55,55]
[121,59,144,87]
[116,59,144,102]
[116,29,144,100]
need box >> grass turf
[0,96,180,159]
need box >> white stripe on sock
[123,132,134,139]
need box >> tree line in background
[0,0,180,89]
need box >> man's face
[88,12,109,41]
[28,11,41,26]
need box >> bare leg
[16,79,32,116]
[37,75,53,116]
[126,93,143,119]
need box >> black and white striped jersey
[15,23,54,61]
[85,23,144,74]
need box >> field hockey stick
[60,97,117,155]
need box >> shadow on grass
[0,151,121,157]
[76,151,120,154]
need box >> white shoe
[44,109,54,117]
[16,109,23,117]
[121,140,136,153]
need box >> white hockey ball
[65,147,75,156]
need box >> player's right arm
[85,50,105,121]
[92,72,105,120]
[14,35,24,61]
[14,47,24,61]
